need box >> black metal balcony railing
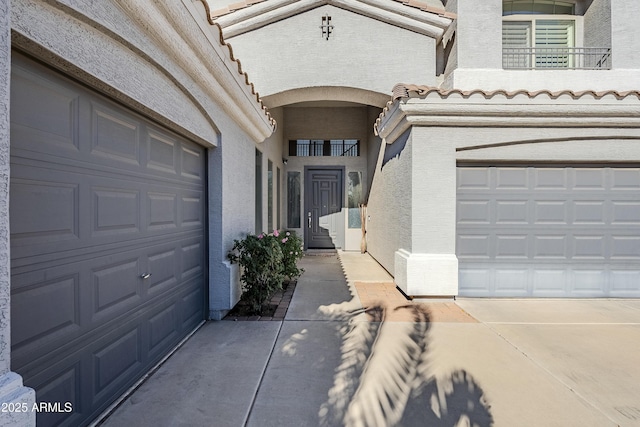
[503,47,612,70]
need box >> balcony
[503,47,612,70]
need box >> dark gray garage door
[10,54,206,426]
[457,166,640,297]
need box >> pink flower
[273,229,280,237]
[258,233,264,239]
[282,238,288,244]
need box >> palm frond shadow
[318,302,494,427]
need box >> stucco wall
[449,0,502,70]
[365,107,383,199]
[225,5,437,97]
[584,0,611,49]
[611,0,640,69]
[453,127,640,162]
[365,130,413,275]
[257,107,286,234]
[0,0,10,379]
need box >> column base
[0,372,36,426]
[394,249,459,297]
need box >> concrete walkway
[101,252,640,427]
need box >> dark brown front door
[305,168,343,249]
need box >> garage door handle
[140,273,152,279]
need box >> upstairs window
[503,0,575,15]
[502,0,609,69]
[503,18,576,68]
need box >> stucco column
[611,1,640,69]
[455,0,502,70]
[394,127,458,297]
[0,2,36,424]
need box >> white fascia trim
[120,0,273,142]
[215,0,302,27]
[218,0,452,39]
[378,99,640,143]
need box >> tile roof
[391,84,640,102]
[198,0,276,131]
[208,0,455,20]
[375,83,640,135]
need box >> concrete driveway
[100,252,640,427]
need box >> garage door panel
[533,235,567,259]
[574,201,606,224]
[32,364,82,427]
[10,178,79,244]
[181,239,205,279]
[10,64,80,153]
[11,53,206,426]
[457,234,491,258]
[458,268,491,295]
[573,235,606,259]
[148,248,179,294]
[91,103,141,165]
[458,167,491,189]
[93,327,142,397]
[496,167,529,189]
[534,168,568,189]
[148,304,179,357]
[147,130,177,174]
[182,285,205,329]
[181,191,204,228]
[611,236,640,259]
[572,270,607,294]
[612,168,640,188]
[180,144,205,181]
[573,168,606,189]
[457,200,490,224]
[91,257,143,322]
[495,234,528,259]
[532,269,567,295]
[495,269,528,294]
[148,192,178,230]
[11,273,81,351]
[458,166,640,297]
[611,271,640,294]
[496,200,528,224]
[92,187,140,235]
[612,201,640,224]
[533,200,568,224]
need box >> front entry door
[305,168,343,249]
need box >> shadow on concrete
[315,302,494,427]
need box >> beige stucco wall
[365,130,413,275]
[257,106,287,234]
[225,5,437,98]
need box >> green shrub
[228,230,305,314]
[228,232,285,313]
[279,230,305,280]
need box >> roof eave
[376,84,640,142]
[210,0,455,41]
